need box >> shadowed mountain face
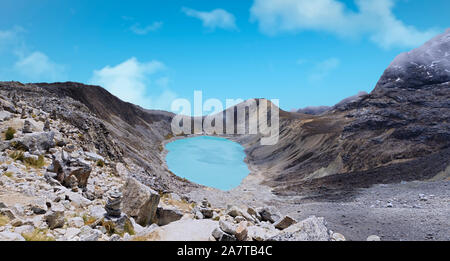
[1,30,449,199]
[236,29,450,199]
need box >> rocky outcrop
[44,203,65,229]
[122,177,160,226]
[47,150,92,189]
[156,206,183,226]
[268,216,332,241]
[273,215,297,230]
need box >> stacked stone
[43,120,51,132]
[22,120,32,133]
[105,189,122,218]
[201,198,208,208]
[20,107,27,119]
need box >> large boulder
[122,177,160,226]
[156,206,183,226]
[48,151,92,188]
[44,203,65,229]
[227,206,256,223]
[258,206,282,223]
[268,216,331,241]
[10,131,55,152]
[0,231,25,241]
[273,215,297,230]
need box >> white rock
[14,225,35,235]
[0,231,26,241]
[68,217,84,228]
[64,227,81,240]
[79,226,101,241]
[331,232,346,241]
[89,205,106,219]
[367,235,381,241]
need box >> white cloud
[90,57,177,110]
[309,57,340,81]
[0,26,24,52]
[182,7,237,31]
[14,51,66,82]
[130,21,163,35]
[250,0,438,49]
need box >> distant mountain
[295,91,368,115]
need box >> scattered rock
[68,217,84,228]
[64,227,81,240]
[156,206,183,226]
[367,235,381,241]
[258,206,282,223]
[49,150,92,188]
[14,225,34,235]
[268,216,331,241]
[227,206,255,222]
[212,227,236,241]
[273,215,297,230]
[109,234,121,241]
[122,177,160,226]
[331,232,346,241]
[45,203,65,229]
[0,231,25,241]
[235,221,248,241]
[30,198,48,215]
[84,152,104,162]
[103,214,134,236]
[105,189,122,218]
[78,225,101,241]
[89,205,106,220]
[219,217,237,235]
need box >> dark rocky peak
[34,82,174,126]
[374,29,450,92]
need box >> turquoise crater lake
[165,136,249,191]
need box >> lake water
[165,136,249,191]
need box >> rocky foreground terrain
[0,30,449,241]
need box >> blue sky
[0,0,449,112]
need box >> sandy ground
[153,218,218,241]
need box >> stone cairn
[43,120,51,132]
[105,189,122,218]
[21,107,27,119]
[201,198,208,208]
[22,120,32,134]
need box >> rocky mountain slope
[0,83,341,241]
[235,29,450,200]
[0,29,448,241]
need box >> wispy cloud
[309,57,340,81]
[14,51,66,82]
[90,57,177,110]
[182,7,237,31]
[0,26,24,52]
[250,0,438,49]
[0,26,66,82]
[130,21,163,35]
